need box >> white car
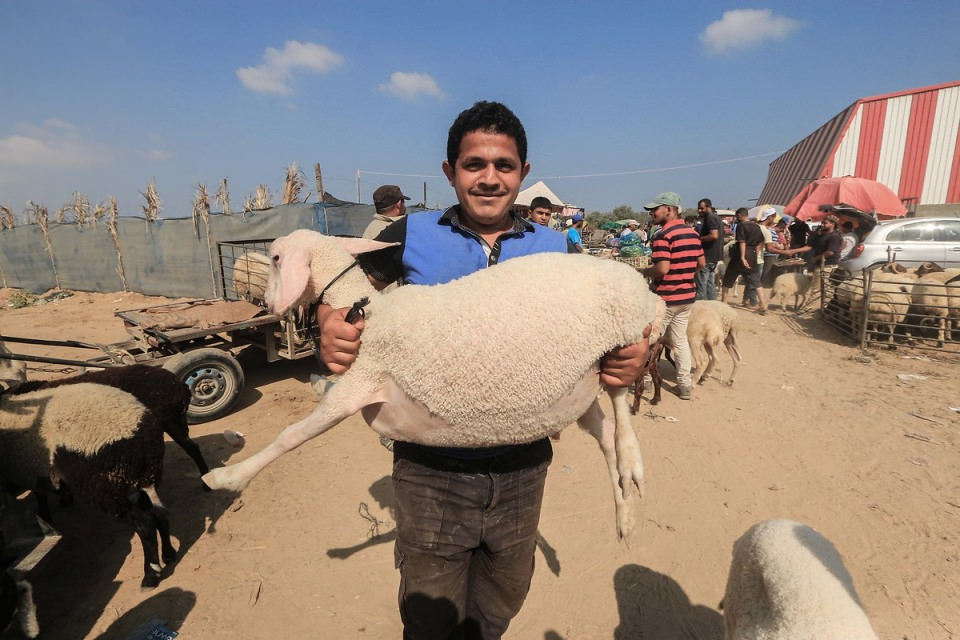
[841,217,960,272]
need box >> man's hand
[317,305,365,375]
[600,323,653,388]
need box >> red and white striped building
[758,80,960,215]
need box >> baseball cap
[572,213,584,222]
[760,207,778,221]
[643,192,682,210]
[373,185,410,211]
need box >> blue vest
[402,208,567,285]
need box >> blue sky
[1,1,958,218]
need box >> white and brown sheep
[203,230,665,539]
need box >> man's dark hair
[530,196,552,211]
[698,198,713,209]
[447,101,527,167]
[736,207,749,218]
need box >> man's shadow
[324,475,562,577]
[611,564,723,640]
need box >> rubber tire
[162,348,245,424]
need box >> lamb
[769,272,814,311]
[836,264,916,344]
[11,364,208,483]
[687,300,742,386]
[0,382,178,590]
[232,250,272,302]
[202,230,665,538]
[639,300,742,407]
[722,518,879,640]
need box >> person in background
[759,208,791,289]
[362,184,410,239]
[695,198,723,300]
[620,220,640,240]
[316,100,649,639]
[644,191,704,400]
[839,220,858,260]
[776,218,791,251]
[566,213,585,253]
[785,214,842,271]
[527,196,553,227]
[721,207,767,313]
[788,216,811,250]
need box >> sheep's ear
[266,241,312,315]
[335,237,400,257]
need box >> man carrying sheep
[316,100,650,639]
[644,191,704,400]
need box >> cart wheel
[162,348,245,424]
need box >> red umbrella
[784,176,908,222]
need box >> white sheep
[722,518,879,640]
[202,230,665,538]
[769,272,814,311]
[687,300,742,386]
[0,382,177,590]
[908,262,960,346]
[232,250,272,302]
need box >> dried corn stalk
[107,196,128,291]
[282,162,306,204]
[215,177,232,216]
[0,205,15,229]
[140,180,162,222]
[72,192,91,227]
[192,183,210,239]
[193,183,218,295]
[55,204,70,223]
[92,201,107,226]
[243,184,273,215]
[27,201,61,289]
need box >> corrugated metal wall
[759,81,960,208]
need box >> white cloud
[237,40,344,95]
[142,149,175,161]
[0,122,107,169]
[378,72,445,101]
[700,9,802,54]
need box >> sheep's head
[914,261,944,277]
[264,230,398,315]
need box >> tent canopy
[515,181,565,207]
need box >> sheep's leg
[166,424,210,477]
[202,376,378,492]
[724,332,741,386]
[130,490,164,590]
[142,486,176,565]
[579,392,644,539]
[697,342,715,385]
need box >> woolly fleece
[723,518,878,640]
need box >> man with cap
[566,213,585,253]
[695,198,724,300]
[759,207,791,289]
[362,184,410,239]
[644,191,704,400]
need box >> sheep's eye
[271,254,279,263]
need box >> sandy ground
[1,289,958,640]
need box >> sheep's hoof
[162,547,178,566]
[725,379,735,387]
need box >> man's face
[529,206,551,226]
[648,205,667,225]
[442,131,530,231]
[821,220,835,232]
[697,202,713,216]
